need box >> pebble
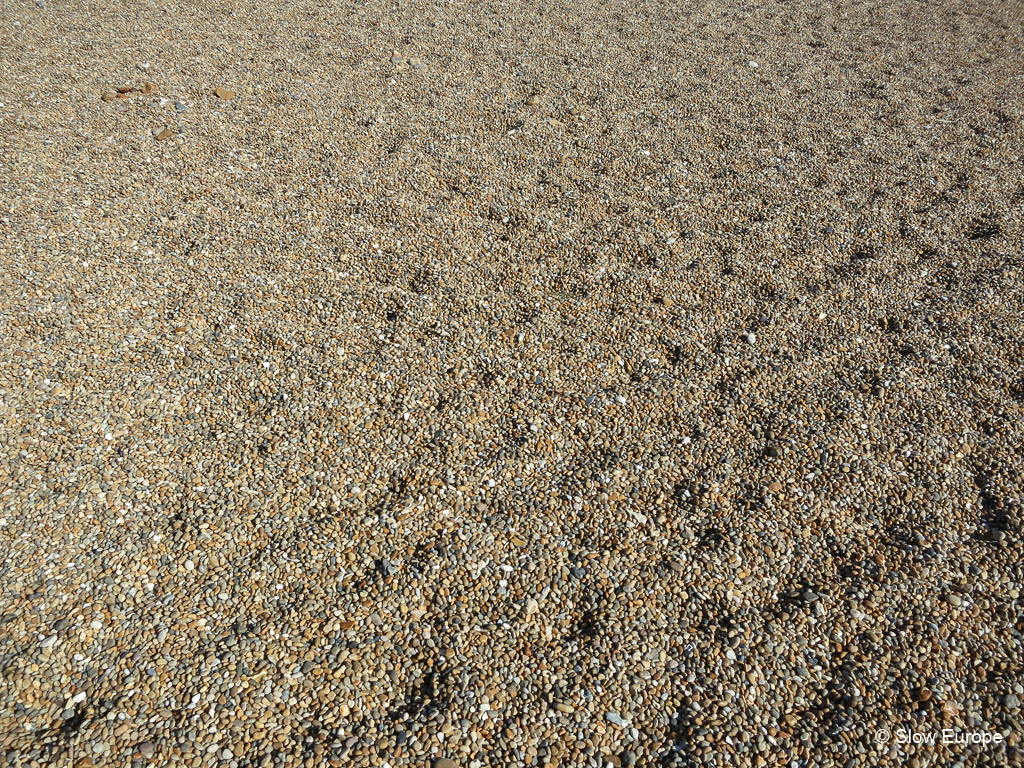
[214,86,235,100]
[174,100,188,112]
[155,127,173,141]
[5,5,1022,768]
[100,91,117,102]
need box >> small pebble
[5,8,1021,768]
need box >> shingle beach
[1,0,1022,766]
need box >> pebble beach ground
[1,0,1023,766]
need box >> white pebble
[745,333,757,344]
[748,61,759,68]
[40,635,58,648]
[184,560,195,571]
[614,395,626,404]
[72,691,87,704]
[90,620,102,629]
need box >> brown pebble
[526,94,540,106]
[434,760,459,768]
[215,87,235,100]
[100,91,117,102]
[917,688,932,702]
[142,82,159,94]
[656,297,674,307]
[768,482,783,493]
[116,86,133,94]
[156,127,173,141]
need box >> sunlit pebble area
[1,0,1024,766]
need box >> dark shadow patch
[1008,378,1024,404]
[967,220,1003,240]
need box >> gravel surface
[2,0,1023,767]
